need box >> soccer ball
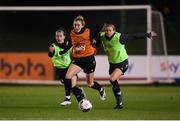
[78,99,92,112]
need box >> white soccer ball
[78,99,92,112]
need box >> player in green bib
[48,27,77,106]
[99,23,157,109]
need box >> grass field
[0,84,180,120]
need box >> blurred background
[0,0,180,54]
[0,0,180,83]
[0,1,180,120]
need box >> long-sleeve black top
[95,32,151,46]
[48,39,69,57]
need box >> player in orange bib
[70,27,96,58]
[60,15,106,105]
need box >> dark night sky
[0,0,180,55]
[0,0,150,6]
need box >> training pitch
[0,84,180,120]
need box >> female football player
[60,15,106,103]
[48,27,77,106]
[99,23,157,109]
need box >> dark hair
[56,27,66,36]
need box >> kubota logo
[0,58,45,76]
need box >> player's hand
[49,46,55,53]
[92,39,97,45]
[150,31,157,40]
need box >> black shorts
[55,67,68,80]
[72,55,96,74]
[55,67,78,83]
[109,59,128,75]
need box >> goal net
[0,6,171,84]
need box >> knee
[65,73,73,80]
[87,82,93,87]
[110,77,116,82]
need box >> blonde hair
[101,23,116,32]
[73,15,85,27]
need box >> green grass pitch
[0,84,180,120]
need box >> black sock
[71,86,85,102]
[110,80,121,97]
[110,80,123,105]
[91,81,102,91]
[64,78,71,96]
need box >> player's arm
[120,31,157,44]
[91,26,102,47]
[48,45,55,57]
[59,40,72,55]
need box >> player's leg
[86,73,106,101]
[59,68,72,106]
[60,78,72,106]
[61,75,79,106]
[109,68,123,109]
[65,64,85,102]
[83,57,106,101]
[109,59,128,109]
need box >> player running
[60,15,106,104]
[48,27,77,106]
[98,23,157,109]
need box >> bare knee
[86,73,94,87]
[65,73,73,79]
[110,76,117,81]
[110,69,122,81]
[87,82,94,87]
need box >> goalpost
[0,6,170,84]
